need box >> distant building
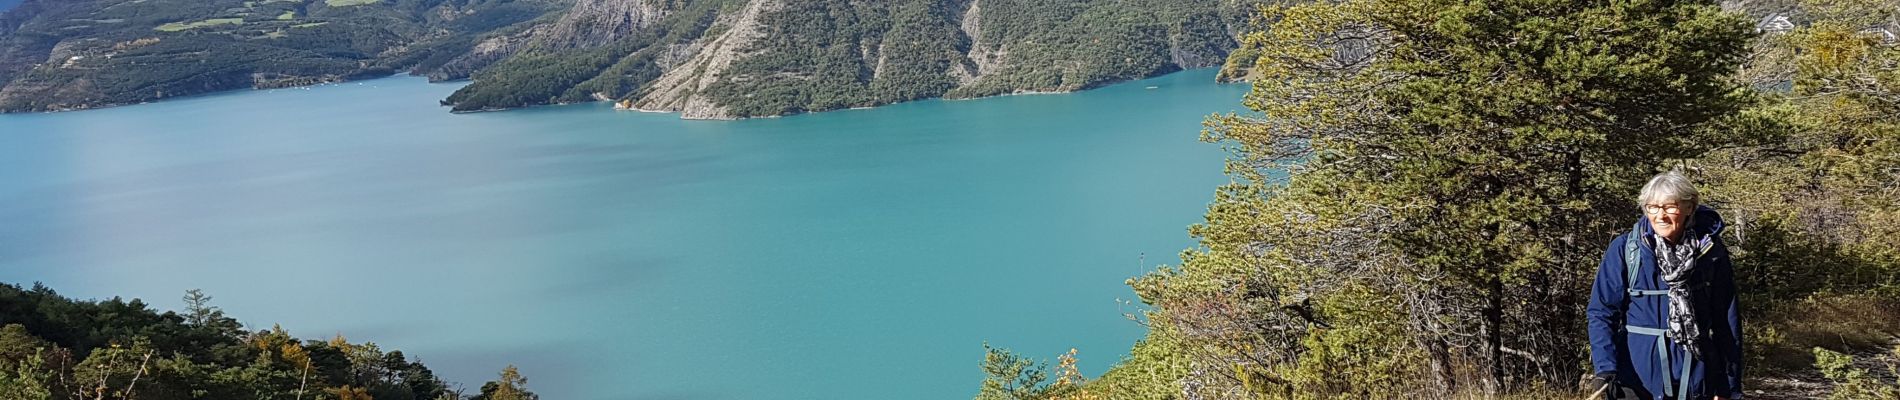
[1758,14,1795,34]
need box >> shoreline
[9,68,1242,118]
[4,71,424,115]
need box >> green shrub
[1813,346,1900,400]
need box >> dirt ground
[1747,340,1899,400]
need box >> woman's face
[1644,201,1691,242]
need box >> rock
[532,0,670,50]
[630,0,781,120]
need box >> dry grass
[1477,387,1587,400]
[1754,294,1900,373]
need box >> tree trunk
[1483,277,1506,394]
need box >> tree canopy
[1016,0,1831,397]
[0,282,534,400]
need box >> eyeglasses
[1643,204,1684,216]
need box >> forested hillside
[0,0,563,112]
[0,0,1260,116]
[0,283,539,400]
[978,0,1900,399]
[440,0,1257,117]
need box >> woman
[1587,171,1744,400]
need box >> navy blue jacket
[1588,206,1744,399]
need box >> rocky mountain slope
[0,0,1251,115]
[441,0,1253,118]
[0,0,563,112]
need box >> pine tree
[180,289,242,339]
[1694,0,1900,373]
[973,343,1047,400]
[1126,0,1765,396]
[473,365,536,400]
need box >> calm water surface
[0,69,1247,399]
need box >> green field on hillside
[154,18,242,31]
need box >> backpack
[1618,221,1716,400]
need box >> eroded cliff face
[629,0,777,120]
[949,0,995,85]
[533,0,669,50]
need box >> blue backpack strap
[1624,222,1696,399]
[1626,325,1673,396]
[1624,224,1639,290]
[1680,350,1693,400]
[1625,223,1669,298]
[1626,325,1693,399]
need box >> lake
[0,68,1249,399]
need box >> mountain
[0,0,1250,115]
[0,0,563,112]
[440,0,1252,118]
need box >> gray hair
[1638,171,1700,208]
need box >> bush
[1813,346,1900,400]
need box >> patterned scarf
[1650,230,1708,360]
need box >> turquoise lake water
[0,69,1249,399]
